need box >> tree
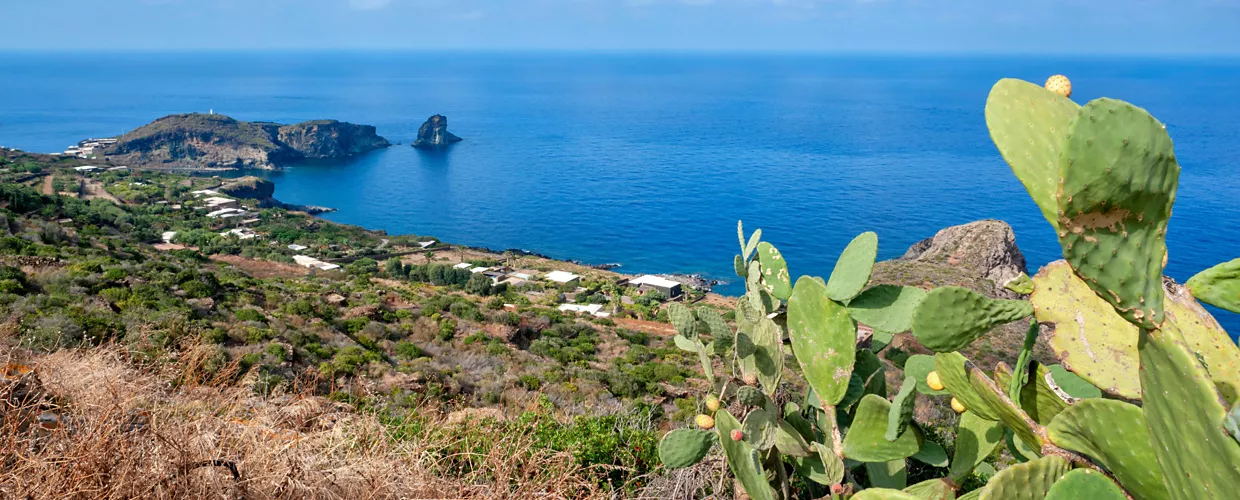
[465,273,493,296]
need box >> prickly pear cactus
[847,284,927,334]
[886,376,918,441]
[1030,261,1141,399]
[716,409,777,500]
[1138,325,1240,500]
[1045,469,1125,500]
[948,411,1004,484]
[979,456,1071,500]
[756,242,793,300]
[934,352,1000,421]
[985,78,1080,231]
[912,286,1033,352]
[787,275,856,405]
[658,429,715,469]
[842,395,922,462]
[826,231,878,302]
[1186,258,1240,313]
[1045,399,1168,500]
[1055,98,1179,329]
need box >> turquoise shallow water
[2,52,1239,332]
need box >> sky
[3,0,1239,54]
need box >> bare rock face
[218,176,275,200]
[277,120,390,159]
[899,219,1028,289]
[411,114,462,150]
[105,114,390,170]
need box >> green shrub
[394,341,427,360]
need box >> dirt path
[41,175,55,195]
[613,318,677,337]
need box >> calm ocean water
[2,52,1239,332]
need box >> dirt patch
[211,255,309,279]
[83,180,122,204]
[40,175,54,195]
[613,318,677,337]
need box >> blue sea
[2,52,1240,332]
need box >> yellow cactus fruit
[926,371,945,391]
[951,397,967,414]
[1045,75,1072,98]
[695,414,716,429]
[705,395,722,413]
[742,373,758,386]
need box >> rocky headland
[104,113,391,170]
[411,114,462,150]
[217,176,335,214]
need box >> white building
[627,275,684,298]
[544,271,581,287]
[558,303,610,318]
[453,263,472,270]
[470,266,491,274]
[293,255,341,271]
[73,166,101,173]
[418,240,436,249]
[219,228,259,240]
[287,244,308,251]
[206,208,247,219]
[191,189,222,197]
[201,197,239,210]
[161,231,177,243]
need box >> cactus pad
[1186,258,1240,313]
[826,231,879,302]
[904,354,949,395]
[934,352,1000,421]
[791,442,845,486]
[757,242,793,300]
[994,362,1066,425]
[737,386,766,407]
[658,428,715,469]
[716,409,776,500]
[1165,282,1240,405]
[912,286,1033,352]
[1031,260,1141,399]
[753,317,784,393]
[1055,98,1179,329]
[741,407,778,451]
[967,362,1043,451]
[734,254,747,277]
[1138,325,1240,500]
[979,456,1071,500]
[887,376,918,441]
[668,303,696,338]
[984,78,1080,231]
[787,276,857,405]
[842,394,923,462]
[948,411,1004,483]
[847,284,927,334]
[853,489,921,500]
[866,459,909,489]
[1045,469,1124,500]
[904,478,956,500]
[773,418,813,457]
[1045,364,1101,399]
[1045,398,1168,500]
[856,348,888,399]
[912,441,949,468]
[1005,273,1035,295]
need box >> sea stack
[412,114,462,150]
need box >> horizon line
[1,48,1239,58]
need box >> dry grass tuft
[0,345,607,499]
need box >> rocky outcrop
[104,114,390,170]
[218,176,275,200]
[898,219,1027,289]
[411,115,462,150]
[277,120,390,159]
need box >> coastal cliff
[412,114,462,149]
[104,113,390,170]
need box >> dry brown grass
[0,345,608,499]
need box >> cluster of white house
[71,165,129,174]
[62,138,118,159]
[190,189,253,220]
[445,265,684,318]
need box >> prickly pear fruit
[696,414,715,430]
[731,429,744,441]
[927,371,945,391]
[951,398,967,414]
[830,483,845,495]
[705,395,721,412]
[1045,75,1072,98]
[743,373,758,386]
